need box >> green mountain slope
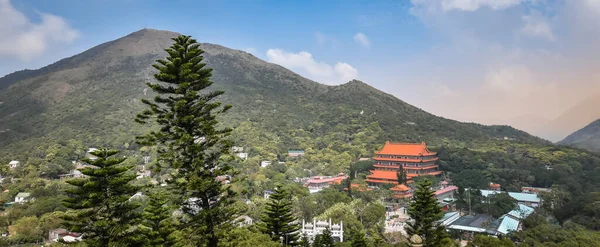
[559,119,600,153]
[0,29,547,158]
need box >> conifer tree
[405,178,448,247]
[299,233,311,247]
[140,190,176,246]
[396,165,407,185]
[260,185,300,246]
[135,35,237,246]
[313,227,334,247]
[350,230,368,247]
[62,149,141,247]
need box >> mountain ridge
[559,119,600,153]
[0,29,548,157]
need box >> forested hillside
[0,29,546,162]
[559,119,600,153]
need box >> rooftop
[479,189,541,203]
[390,184,410,191]
[507,204,535,219]
[15,192,30,198]
[375,141,436,156]
[497,216,520,234]
[435,186,458,196]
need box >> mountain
[545,94,600,142]
[559,119,600,153]
[0,29,547,157]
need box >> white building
[49,228,82,243]
[301,218,344,242]
[232,146,244,153]
[264,190,275,199]
[260,161,272,168]
[236,152,249,160]
[136,170,151,179]
[8,160,19,169]
[15,192,31,204]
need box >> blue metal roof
[507,204,534,219]
[497,216,520,234]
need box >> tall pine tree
[405,178,448,247]
[396,165,407,185]
[136,35,237,246]
[140,189,176,246]
[313,227,334,247]
[350,230,368,247]
[62,149,141,247]
[260,185,300,246]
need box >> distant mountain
[0,29,547,157]
[545,94,600,142]
[559,119,600,153]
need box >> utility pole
[468,187,471,215]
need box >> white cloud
[0,0,79,61]
[520,12,555,41]
[411,0,527,12]
[353,32,371,48]
[266,49,358,85]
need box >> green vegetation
[559,118,600,153]
[135,35,237,246]
[405,179,449,247]
[260,185,300,245]
[62,149,141,246]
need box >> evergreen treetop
[62,148,141,247]
[260,185,300,246]
[135,34,237,246]
[405,178,448,247]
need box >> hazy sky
[1,0,599,137]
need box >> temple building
[367,141,441,186]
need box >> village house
[304,173,348,193]
[14,192,31,204]
[8,160,20,169]
[136,170,151,179]
[479,189,542,208]
[521,187,552,194]
[264,190,275,199]
[49,228,82,243]
[288,149,305,157]
[260,160,271,168]
[236,152,249,160]
[301,218,344,242]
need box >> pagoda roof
[375,141,436,156]
[391,184,410,191]
[367,170,422,180]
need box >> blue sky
[2,0,600,140]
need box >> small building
[304,173,348,193]
[489,183,501,191]
[439,211,461,226]
[487,204,535,235]
[8,161,20,169]
[260,161,272,168]
[435,186,458,202]
[479,190,542,208]
[447,214,494,234]
[136,170,151,180]
[59,169,85,179]
[288,150,305,157]
[232,146,244,153]
[236,152,249,160]
[301,218,344,242]
[49,228,82,243]
[264,190,276,199]
[391,184,412,199]
[14,192,31,204]
[521,187,552,194]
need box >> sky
[2,0,600,140]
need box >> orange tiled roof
[367,170,399,180]
[393,193,413,199]
[372,164,439,170]
[375,141,436,156]
[373,157,438,163]
[391,184,410,191]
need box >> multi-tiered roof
[367,141,441,185]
